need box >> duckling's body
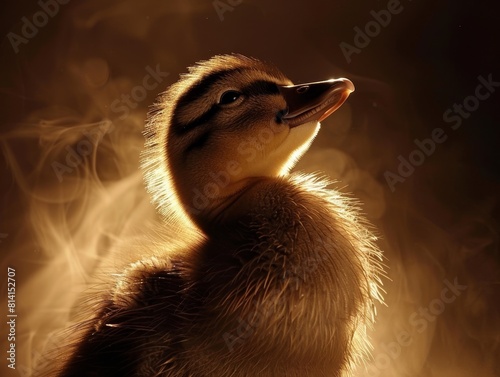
[49,55,383,377]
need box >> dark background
[0,1,499,376]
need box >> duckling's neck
[187,176,269,232]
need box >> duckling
[52,54,384,377]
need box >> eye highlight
[218,90,242,105]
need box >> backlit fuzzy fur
[141,54,290,226]
[43,54,384,377]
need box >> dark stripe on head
[176,105,219,135]
[241,80,280,97]
[174,78,281,135]
[176,68,244,111]
[172,68,244,135]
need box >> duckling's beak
[279,78,355,128]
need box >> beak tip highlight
[337,78,355,93]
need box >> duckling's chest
[200,178,364,315]
[228,181,350,280]
[188,180,365,375]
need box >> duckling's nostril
[296,86,309,94]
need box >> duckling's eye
[218,90,241,105]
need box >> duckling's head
[143,54,354,227]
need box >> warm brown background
[0,1,499,376]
